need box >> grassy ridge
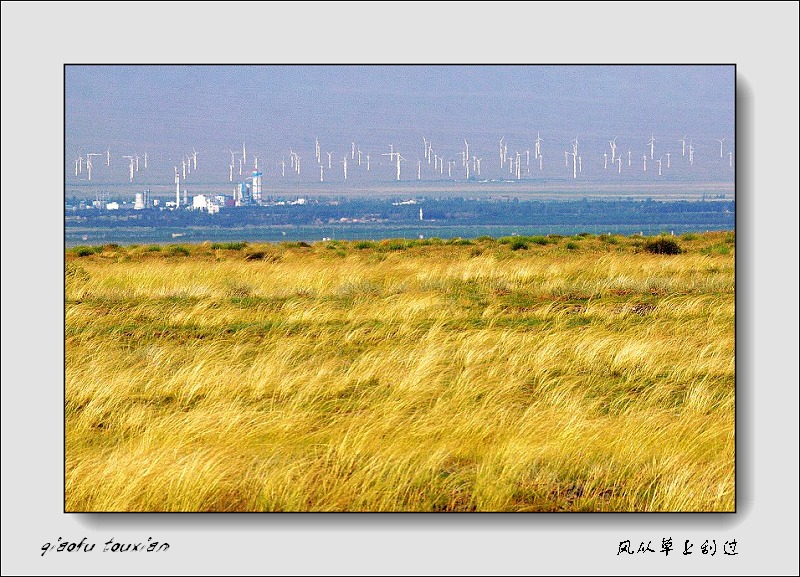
[65,232,735,511]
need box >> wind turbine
[357,149,362,167]
[281,158,286,177]
[174,166,180,207]
[417,160,421,180]
[657,156,663,176]
[689,142,695,165]
[534,132,543,159]
[242,142,246,164]
[729,151,733,167]
[366,154,370,171]
[315,137,320,163]
[395,154,405,181]
[500,137,505,168]
[239,158,243,176]
[628,149,632,167]
[351,142,356,160]
[86,153,102,181]
[342,156,348,180]
[617,156,622,174]
[327,151,332,169]
[539,154,543,171]
[229,164,233,182]
[319,165,324,182]
[604,152,608,170]
[143,152,148,169]
[106,147,110,166]
[679,135,687,157]
[423,137,428,160]
[716,137,725,158]
[476,158,482,177]
[609,137,617,164]
[648,133,656,159]
[192,148,197,170]
[75,156,82,176]
[642,155,647,172]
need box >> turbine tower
[716,137,725,158]
[395,154,405,181]
[648,133,656,159]
[174,166,180,207]
[86,153,102,181]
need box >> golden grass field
[65,231,734,512]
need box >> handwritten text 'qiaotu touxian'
[41,537,169,556]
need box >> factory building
[251,170,263,202]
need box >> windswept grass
[65,232,735,511]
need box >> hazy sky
[66,65,734,158]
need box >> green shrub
[213,241,248,251]
[146,245,162,252]
[168,245,191,257]
[379,239,409,251]
[701,244,731,256]
[72,245,103,257]
[510,240,528,251]
[566,241,579,251]
[354,240,376,250]
[643,237,682,255]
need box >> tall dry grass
[65,232,735,511]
